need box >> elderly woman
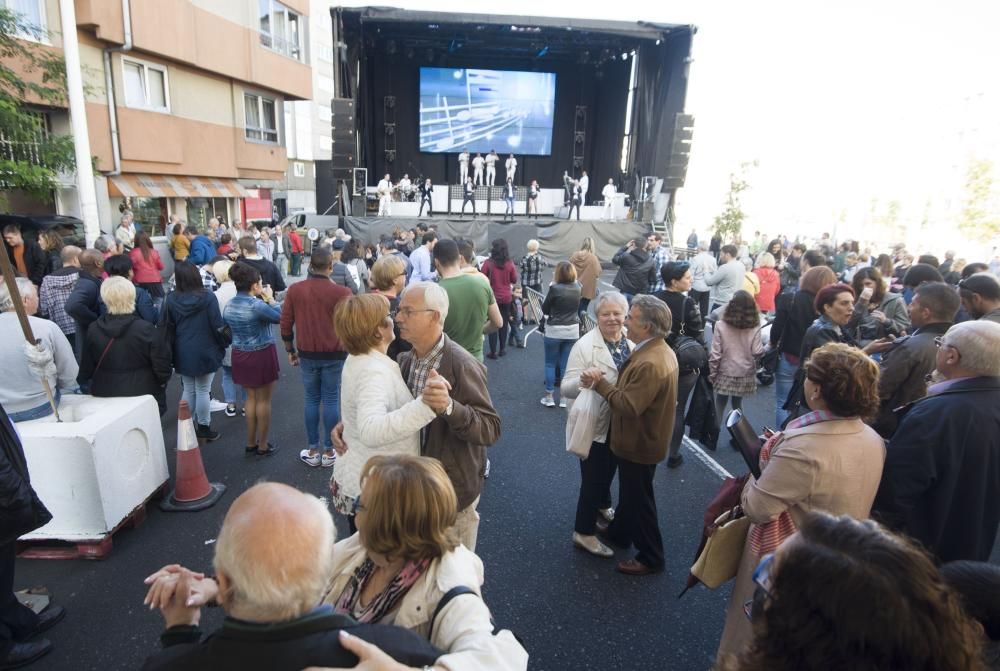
[369,254,411,361]
[326,455,527,670]
[717,343,886,660]
[561,291,632,557]
[540,262,581,407]
[329,294,439,532]
[79,277,172,415]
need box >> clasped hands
[143,564,218,629]
[579,367,606,389]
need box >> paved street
[13,270,1000,671]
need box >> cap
[332,239,346,250]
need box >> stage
[338,215,649,262]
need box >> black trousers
[461,195,476,214]
[0,542,38,656]
[419,196,433,217]
[574,440,617,534]
[670,370,700,459]
[689,289,711,319]
[606,458,664,569]
[567,201,581,220]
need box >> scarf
[332,556,430,623]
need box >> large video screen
[419,67,556,155]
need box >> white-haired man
[874,319,1000,563]
[140,483,440,670]
[0,278,78,422]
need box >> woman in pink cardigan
[709,290,765,429]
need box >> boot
[195,423,221,442]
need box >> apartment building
[4,0,312,235]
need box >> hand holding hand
[422,371,452,413]
[579,368,605,389]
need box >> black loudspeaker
[666,113,694,189]
[352,195,366,216]
[331,97,357,172]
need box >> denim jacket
[224,293,281,352]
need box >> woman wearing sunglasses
[716,343,886,660]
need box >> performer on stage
[398,173,413,201]
[472,152,485,186]
[567,180,582,221]
[418,177,434,217]
[563,171,573,205]
[377,173,392,217]
[505,154,517,183]
[502,177,516,222]
[579,170,590,205]
[458,149,470,184]
[528,179,540,219]
[486,149,498,186]
[460,177,476,218]
[602,179,617,221]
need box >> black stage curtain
[632,28,694,186]
[348,37,631,192]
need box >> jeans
[221,365,246,405]
[301,358,344,450]
[669,371,699,459]
[290,253,302,276]
[8,391,61,423]
[181,372,215,427]
[774,354,797,428]
[543,337,575,392]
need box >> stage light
[655,39,661,45]
[621,52,628,60]
[536,46,549,58]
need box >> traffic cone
[160,400,226,512]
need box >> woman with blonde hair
[369,254,411,361]
[569,236,601,317]
[329,294,440,533]
[752,252,780,315]
[540,261,581,408]
[325,454,527,670]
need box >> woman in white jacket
[330,294,439,532]
[324,455,528,671]
[560,291,633,557]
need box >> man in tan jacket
[582,295,678,575]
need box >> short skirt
[714,372,758,397]
[232,343,279,387]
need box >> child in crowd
[508,285,525,349]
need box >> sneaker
[225,404,237,418]
[321,452,336,468]
[558,397,567,408]
[299,450,321,467]
[209,399,228,413]
[540,394,556,408]
[240,407,246,417]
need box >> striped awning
[107,174,251,199]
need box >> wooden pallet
[16,482,167,560]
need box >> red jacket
[289,231,304,254]
[753,267,781,312]
[129,247,164,284]
[481,259,519,303]
[280,274,352,358]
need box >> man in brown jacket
[396,281,501,551]
[582,294,678,575]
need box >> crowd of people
[1,210,999,670]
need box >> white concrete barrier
[16,394,168,543]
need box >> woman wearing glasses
[716,343,885,661]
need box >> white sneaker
[209,399,228,413]
[558,398,567,408]
[299,450,321,467]
[540,395,556,408]
[321,453,336,468]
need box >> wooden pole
[0,244,61,422]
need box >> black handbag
[671,314,708,374]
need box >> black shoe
[667,455,684,469]
[1,640,52,669]
[195,424,221,442]
[598,531,630,550]
[256,442,279,457]
[23,605,65,640]
[498,349,507,357]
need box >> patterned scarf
[332,557,431,623]
[749,410,841,555]
[605,336,631,372]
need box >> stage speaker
[331,97,357,171]
[666,113,694,189]
[351,195,366,216]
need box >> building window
[123,58,169,112]
[293,161,305,178]
[258,0,305,63]
[3,0,46,41]
[244,93,279,143]
[0,109,48,164]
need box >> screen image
[419,67,556,155]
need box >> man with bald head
[64,249,105,359]
[141,483,440,670]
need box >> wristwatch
[443,399,454,416]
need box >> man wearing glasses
[874,319,1000,562]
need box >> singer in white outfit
[398,174,412,201]
[485,150,498,186]
[505,154,517,183]
[602,179,617,220]
[458,149,470,184]
[472,152,485,186]
[377,173,392,216]
[579,170,590,205]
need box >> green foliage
[0,7,75,206]
[959,158,1000,244]
[713,161,756,243]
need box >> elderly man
[581,295,678,575]
[0,278,78,422]
[140,483,440,670]
[872,282,959,438]
[873,320,1000,562]
[958,273,1000,324]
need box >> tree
[958,158,1000,243]
[0,8,74,209]
[713,161,756,242]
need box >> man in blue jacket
[184,226,216,266]
[873,319,1000,562]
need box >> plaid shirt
[405,334,446,398]
[200,266,219,291]
[649,245,673,292]
[38,272,79,335]
[519,254,542,288]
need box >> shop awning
[107,174,251,199]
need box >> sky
[340,1,1000,250]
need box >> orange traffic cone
[161,400,226,512]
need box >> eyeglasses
[395,307,436,318]
[934,336,959,357]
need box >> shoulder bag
[671,298,708,373]
[690,507,751,589]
